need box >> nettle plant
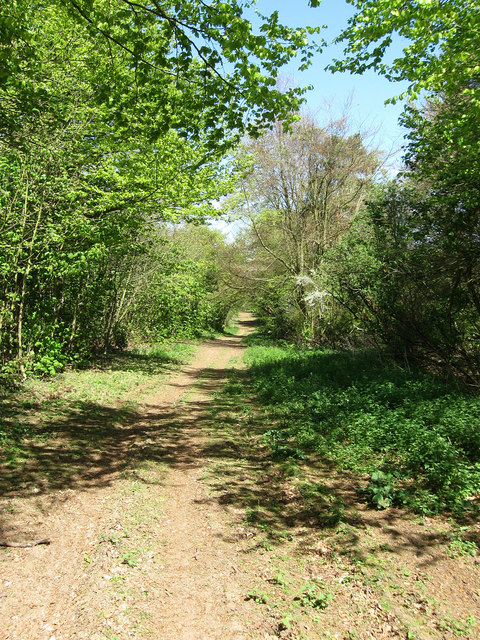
[365,470,405,510]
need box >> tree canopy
[3,0,480,385]
[226,114,379,342]
[0,0,323,378]
[1,0,322,150]
[331,0,479,103]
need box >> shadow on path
[0,315,455,562]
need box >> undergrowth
[0,342,196,471]
[244,343,480,516]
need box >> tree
[0,1,327,377]
[323,0,480,381]
[104,223,236,344]
[0,3,245,377]
[331,0,479,102]
[326,177,480,381]
[229,114,379,342]
[0,0,322,151]
[330,0,480,207]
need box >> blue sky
[251,0,410,157]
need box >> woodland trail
[2,314,480,640]
[0,313,275,640]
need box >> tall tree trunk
[16,194,43,379]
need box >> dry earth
[1,313,479,640]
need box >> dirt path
[0,313,273,640]
[2,314,480,640]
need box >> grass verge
[0,342,196,497]
[244,342,480,516]
[201,348,480,639]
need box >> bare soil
[1,313,479,640]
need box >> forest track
[2,313,480,640]
[0,313,276,640]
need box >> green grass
[223,318,240,335]
[244,343,480,515]
[0,341,196,495]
